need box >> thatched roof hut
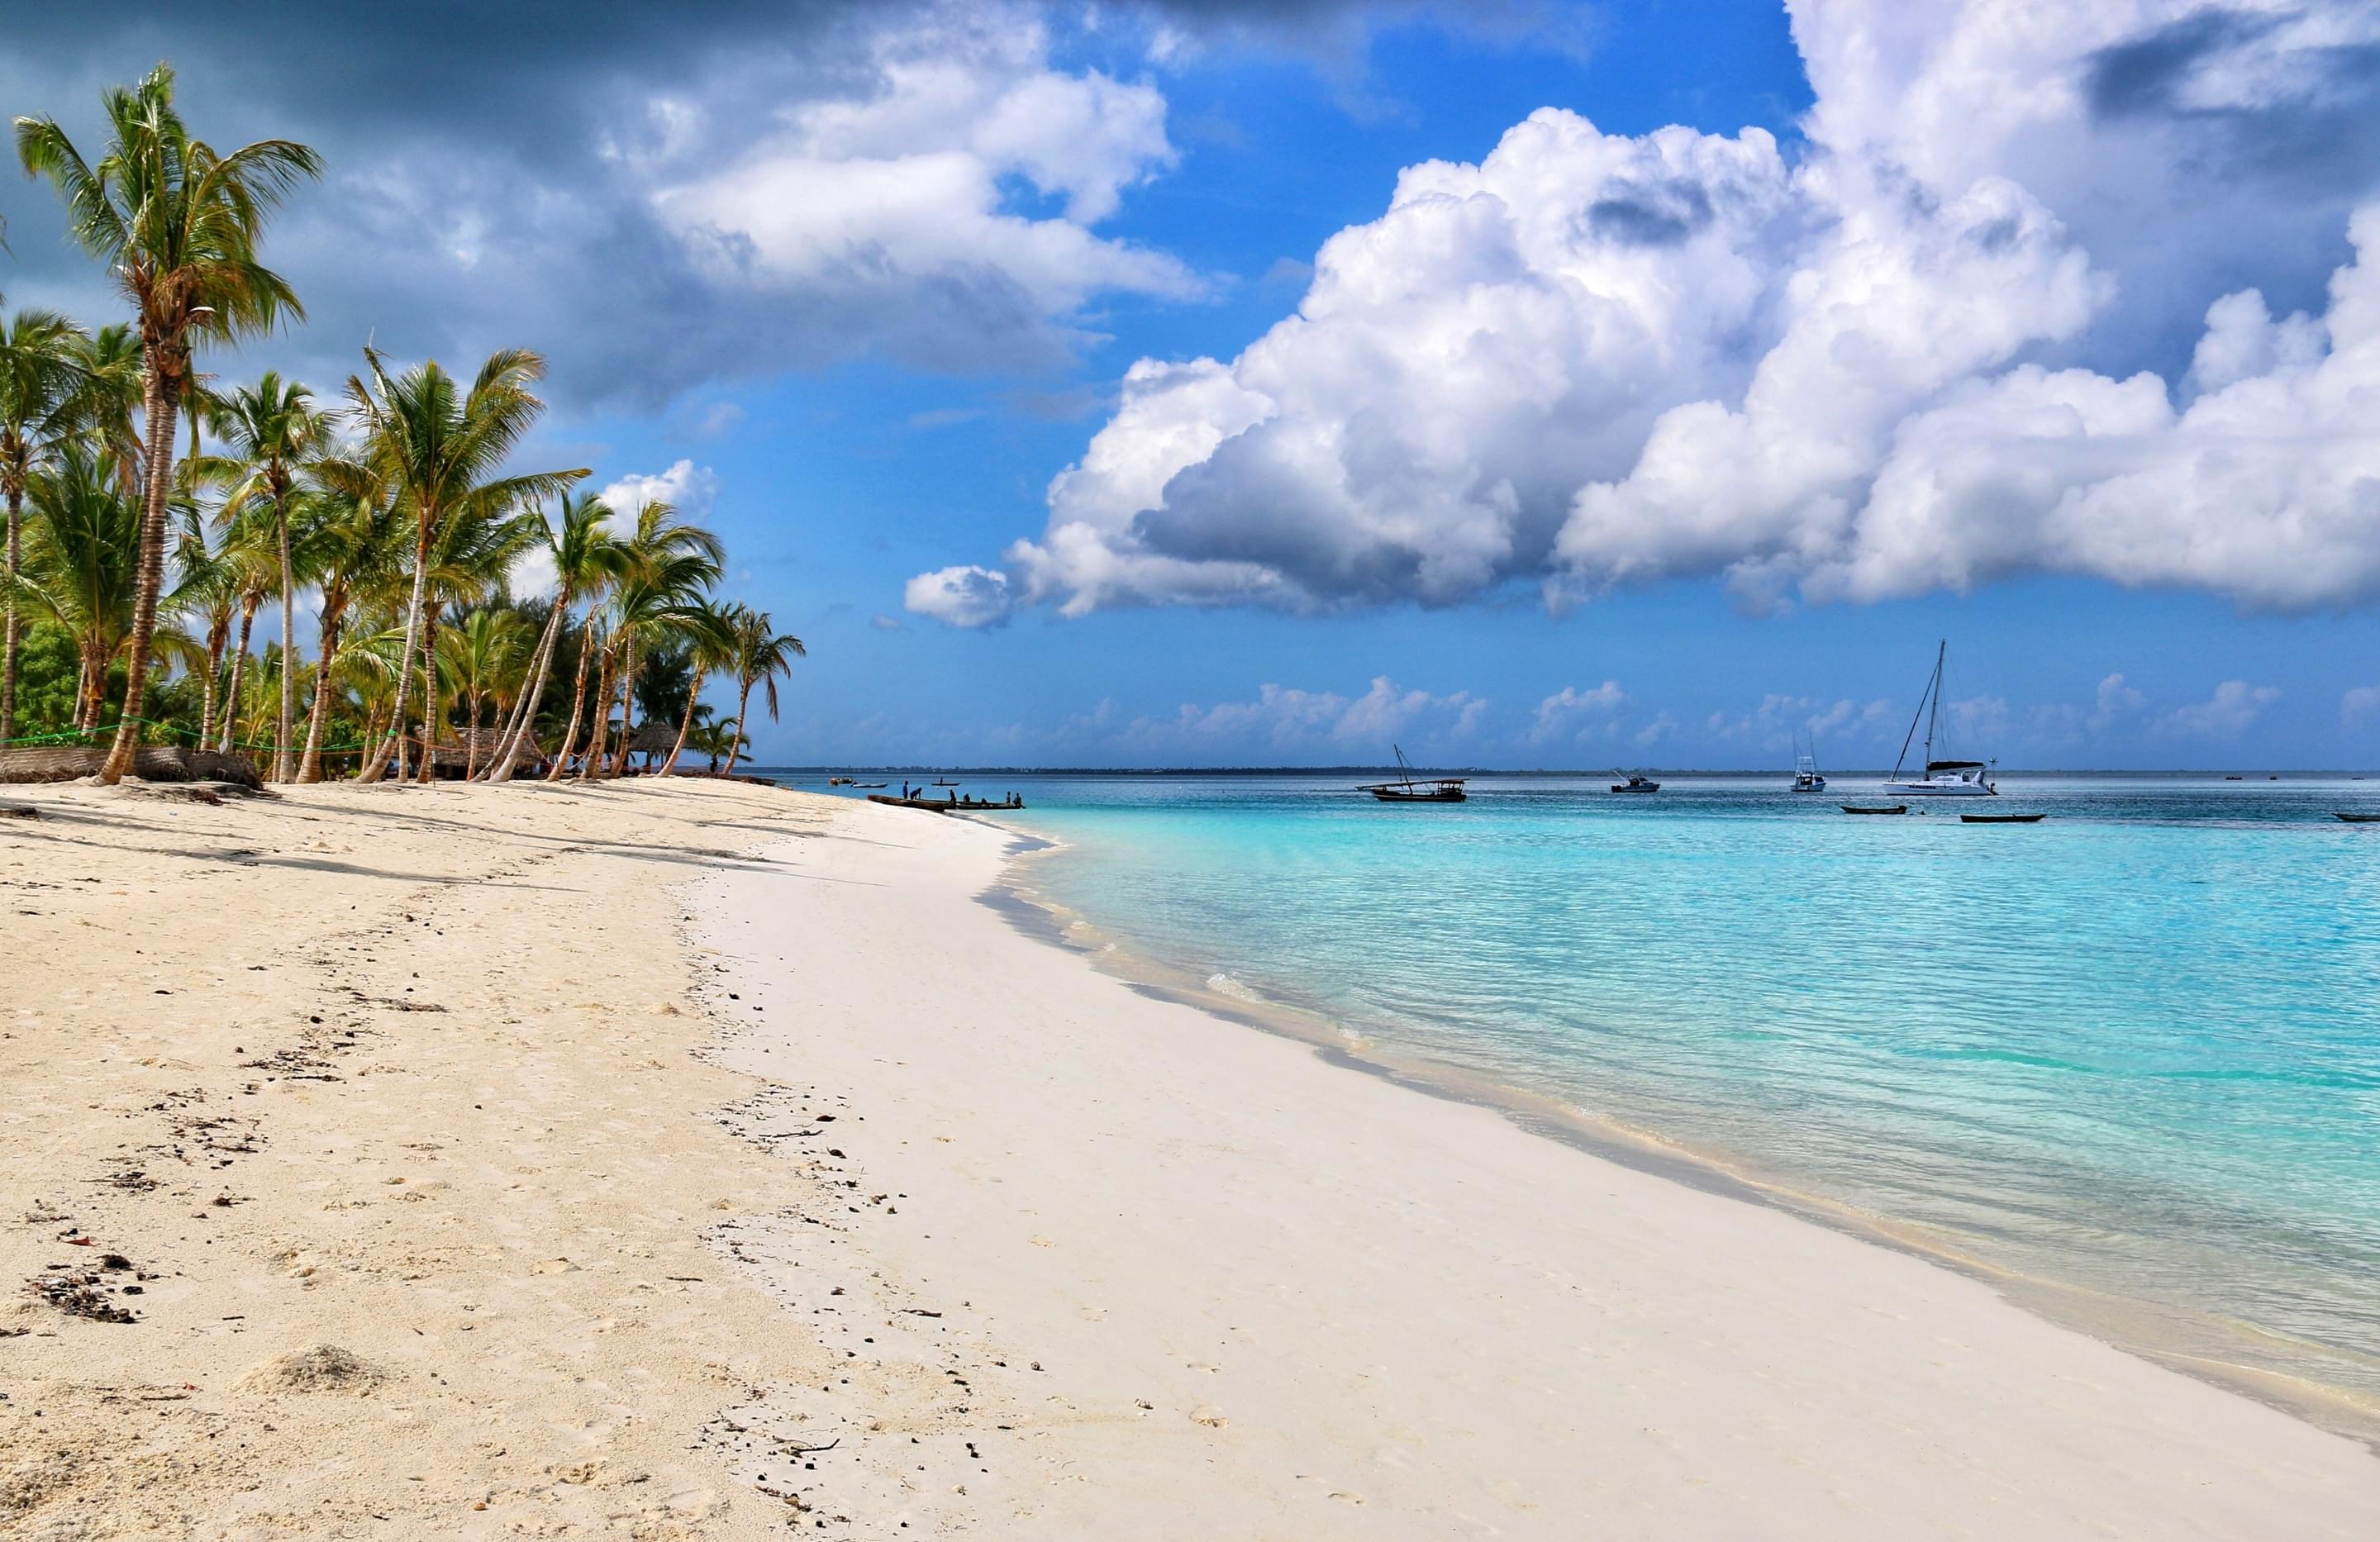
[626,721,679,756]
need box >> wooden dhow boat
[1357,746,1467,802]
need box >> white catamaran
[1883,641,1997,797]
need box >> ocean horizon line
[749,764,2380,779]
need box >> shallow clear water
[792,771,2380,1398]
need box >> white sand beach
[4,778,2377,1538]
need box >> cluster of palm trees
[0,63,802,787]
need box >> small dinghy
[1841,804,1907,816]
[1962,812,2044,823]
[2335,812,2380,823]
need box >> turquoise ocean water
[793,772,2380,1411]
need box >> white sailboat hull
[1880,776,1996,796]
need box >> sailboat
[1883,641,1996,797]
[1356,745,1468,803]
[1790,732,1825,792]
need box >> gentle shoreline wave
[940,775,2380,1444]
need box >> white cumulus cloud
[601,458,720,519]
[2166,680,2281,737]
[910,0,2380,624]
[1530,681,1628,742]
[904,564,1017,628]
[654,2,1198,370]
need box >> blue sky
[8,2,2380,768]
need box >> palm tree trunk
[2,483,21,744]
[660,666,706,776]
[273,490,298,783]
[198,613,228,748]
[548,622,593,781]
[578,640,617,783]
[218,600,258,754]
[608,640,640,777]
[464,697,483,781]
[76,646,102,731]
[415,608,441,783]
[488,588,569,783]
[97,374,178,783]
[357,704,397,782]
[725,679,753,778]
[298,602,345,783]
[372,511,436,783]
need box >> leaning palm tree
[436,607,532,779]
[342,346,582,781]
[485,491,631,782]
[587,499,722,779]
[720,605,805,777]
[196,372,326,780]
[169,497,238,744]
[406,494,539,780]
[0,303,89,740]
[202,502,279,754]
[659,599,738,776]
[16,61,322,783]
[290,475,402,781]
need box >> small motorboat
[1611,772,1660,794]
[2224,775,2244,781]
[850,782,888,788]
[1841,804,1906,816]
[2335,812,2380,823]
[1358,745,1467,802]
[1790,732,1825,792]
[1962,812,2045,823]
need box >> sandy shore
[4,779,2378,1538]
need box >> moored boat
[1358,745,1467,802]
[1611,772,1660,794]
[1962,812,2044,823]
[1883,640,1997,796]
[1790,732,1825,792]
[1842,804,1906,816]
[2336,812,2380,823]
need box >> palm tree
[197,372,326,780]
[342,346,583,781]
[169,498,237,743]
[720,605,805,777]
[688,716,738,775]
[407,494,539,779]
[291,475,402,781]
[486,491,630,782]
[659,600,738,776]
[203,502,279,754]
[16,61,322,783]
[436,607,532,779]
[3,445,143,731]
[587,499,722,779]
[0,303,89,741]
[74,324,145,494]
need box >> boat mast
[1921,640,1944,769]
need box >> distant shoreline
[751,764,2380,778]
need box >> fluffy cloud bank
[915,0,2380,623]
[653,6,1199,368]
